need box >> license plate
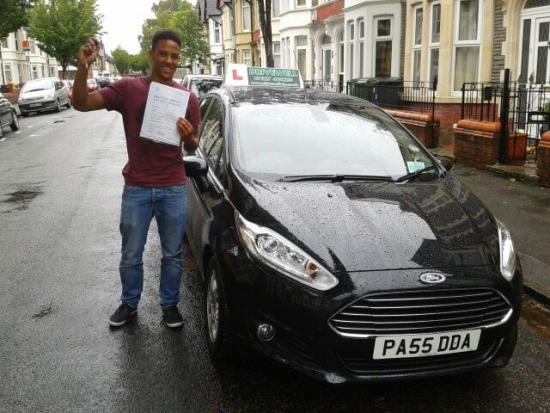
[29,103,42,108]
[373,330,481,360]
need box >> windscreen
[232,102,434,180]
[21,79,54,93]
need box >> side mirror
[184,155,209,192]
[436,156,454,172]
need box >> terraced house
[197,0,550,144]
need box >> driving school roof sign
[225,64,303,88]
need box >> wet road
[0,108,549,412]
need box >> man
[72,29,200,328]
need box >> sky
[95,0,155,55]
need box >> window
[242,0,251,32]
[359,20,365,77]
[375,18,392,77]
[199,99,225,178]
[296,0,306,6]
[296,36,307,78]
[413,6,423,84]
[430,3,441,86]
[214,23,221,44]
[4,64,12,82]
[348,21,355,78]
[1,37,8,48]
[454,0,481,91]
[272,0,280,18]
[273,42,281,68]
[243,50,252,66]
[32,65,38,79]
[321,35,332,81]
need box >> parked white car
[18,77,71,117]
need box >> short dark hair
[152,29,182,49]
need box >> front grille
[329,288,512,337]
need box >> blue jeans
[118,185,187,310]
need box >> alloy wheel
[206,270,220,343]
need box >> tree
[0,0,33,39]
[0,0,34,84]
[139,0,209,71]
[257,0,274,67]
[140,0,183,53]
[169,8,210,68]
[111,47,131,76]
[130,52,150,75]
[28,0,102,78]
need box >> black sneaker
[109,304,137,327]
[163,306,184,328]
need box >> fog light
[257,323,276,341]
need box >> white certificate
[140,81,190,146]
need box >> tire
[65,98,71,109]
[21,112,29,118]
[205,256,234,361]
[0,124,3,138]
[55,99,61,112]
[10,111,19,131]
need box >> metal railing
[460,68,549,162]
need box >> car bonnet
[234,174,501,273]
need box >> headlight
[498,220,516,281]
[236,213,339,291]
[46,91,55,99]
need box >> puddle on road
[2,189,42,211]
[521,295,550,340]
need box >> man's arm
[72,38,106,112]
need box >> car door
[186,96,226,266]
[0,93,10,128]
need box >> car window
[21,79,53,92]
[199,99,225,180]
[232,102,434,179]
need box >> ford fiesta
[183,65,522,384]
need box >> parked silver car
[0,92,19,138]
[180,74,223,98]
[18,77,71,117]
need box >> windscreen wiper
[279,174,393,183]
[395,165,439,183]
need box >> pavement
[431,146,550,308]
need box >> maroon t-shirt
[99,76,201,187]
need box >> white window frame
[295,35,307,78]
[242,0,251,32]
[214,23,222,44]
[348,20,355,79]
[374,17,393,78]
[273,42,281,68]
[272,0,280,18]
[429,2,441,87]
[358,19,365,77]
[243,49,252,66]
[453,0,482,91]
[4,63,13,82]
[412,6,423,84]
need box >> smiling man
[72,29,201,328]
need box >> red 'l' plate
[232,69,243,81]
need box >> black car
[183,65,522,384]
[0,92,19,138]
